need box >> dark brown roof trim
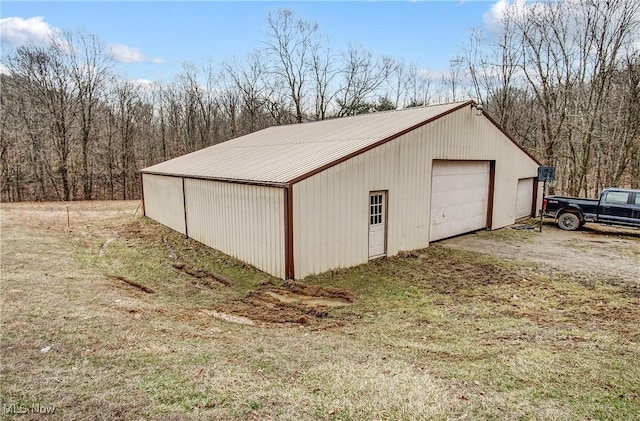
[139,170,288,189]
[284,185,294,279]
[288,100,475,185]
[480,109,542,166]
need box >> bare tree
[383,58,406,109]
[461,26,522,124]
[223,52,271,132]
[0,75,26,201]
[2,5,637,203]
[265,9,318,123]
[402,64,433,107]
[110,81,141,199]
[1,72,50,200]
[176,60,221,149]
[441,57,466,103]
[336,45,393,116]
[68,31,113,199]
[218,78,241,139]
[470,0,640,195]
[6,39,79,200]
[309,35,338,120]
[600,52,640,189]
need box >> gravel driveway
[440,221,640,286]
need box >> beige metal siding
[293,105,539,278]
[426,106,540,228]
[142,173,186,234]
[294,133,432,278]
[184,179,285,278]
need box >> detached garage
[141,101,541,279]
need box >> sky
[0,1,506,83]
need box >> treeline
[1,2,639,203]
[464,0,640,195]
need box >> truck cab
[597,189,640,227]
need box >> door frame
[486,160,495,229]
[368,190,388,259]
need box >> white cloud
[109,43,144,62]
[0,16,61,47]
[133,78,154,85]
[410,67,451,82]
[483,0,528,32]
[109,43,164,64]
[483,0,507,30]
[131,78,162,93]
[0,62,9,75]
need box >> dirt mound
[206,281,354,328]
[281,280,354,302]
[116,219,158,240]
[159,235,232,288]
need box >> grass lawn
[1,201,638,420]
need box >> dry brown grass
[1,201,638,420]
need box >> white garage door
[430,160,490,241]
[515,178,534,219]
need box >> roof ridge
[141,100,482,185]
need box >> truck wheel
[558,213,580,231]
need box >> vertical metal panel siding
[293,106,539,279]
[142,173,186,234]
[184,179,285,278]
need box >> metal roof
[141,101,474,186]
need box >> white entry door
[368,192,386,259]
[430,160,490,241]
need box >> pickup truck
[542,188,640,231]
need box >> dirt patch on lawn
[207,280,354,328]
[162,236,232,288]
[263,291,351,307]
[111,217,354,328]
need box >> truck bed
[545,196,599,204]
[544,196,600,215]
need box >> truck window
[603,191,629,204]
[635,194,640,205]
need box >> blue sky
[1,1,504,83]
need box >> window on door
[370,193,383,225]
